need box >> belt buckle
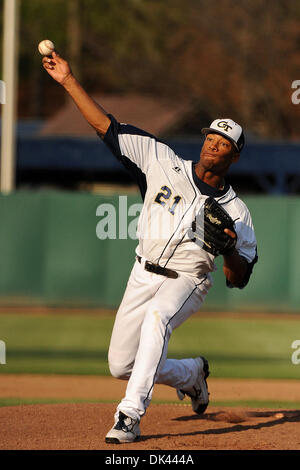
[144,261,178,279]
[145,261,156,273]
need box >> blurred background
[4,0,300,194]
[0,0,300,384]
[1,0,300,311]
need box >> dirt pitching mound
[0,403,300,450]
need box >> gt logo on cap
[217,121,233,132]
[201,118,245,152]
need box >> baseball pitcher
[42,51,257,444]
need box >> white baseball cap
[201,118,245,152]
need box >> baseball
[38,39,55,56]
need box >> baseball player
[43,52,257,444]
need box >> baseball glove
[191,196,237,256]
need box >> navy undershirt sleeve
[99,114,148,200]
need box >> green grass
[0,313,300,379]
[0,397,299,410]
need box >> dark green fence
[0,190,298,312]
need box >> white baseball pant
[108,258,212,421]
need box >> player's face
[199,133,239,173]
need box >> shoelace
[115,413,137,432]
[180,376,210,399]
[182,386,202,399]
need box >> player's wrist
[61,72,75,89]
[222,247,237,258]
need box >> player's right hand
[42,51,72,86]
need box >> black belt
[137,256,178,279]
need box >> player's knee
[108,360,132,380]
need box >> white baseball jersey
[102,114,257,287]
[101,115,258,422]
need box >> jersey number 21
[155,185,181,215]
